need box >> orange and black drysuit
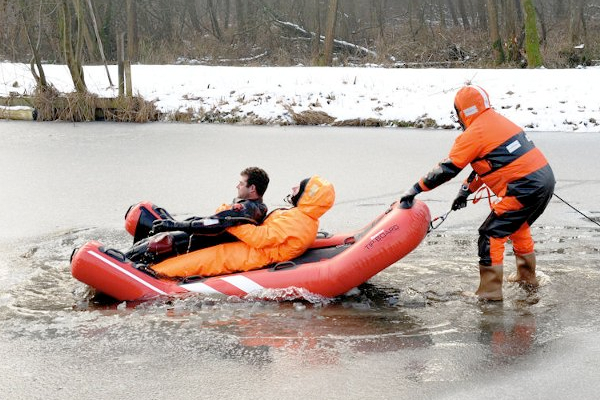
[151,175,335,278]
[410,85,555,266]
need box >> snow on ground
[1,62,599,131]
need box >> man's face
[237,174,254,199]
[290,184,300,197]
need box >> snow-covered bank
[1,62,599,131]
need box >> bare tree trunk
[312,0,321,63]
[476,0,487,30]
[86,0,113,86]
[534,1,547,45]
[235,0,245,32]
[437,0,447,30]
[523,0,543,67]
[126,0,138,61]
[71,0,85,64]
[569,0,586,45]
[18,0,48,87]
[187,0,202,32]
[207,0,223,40]
[323,0,338,66]
[446,0,459,26]
[59,0,86,93]
[77,2,97,61]
[504,0,523,63]
[457,0,471,30]
[374,0,385,41]
[487,0,505,64]
[224,0,230,30]
[408,0,417,38]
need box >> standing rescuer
[399,85,555,301]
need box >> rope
[428,190,600,231]
[553,193,600,227]
[472,186,493,208]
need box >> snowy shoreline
[1,62,599,132]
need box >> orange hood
[296,175,335,220]
[454,85,491,128]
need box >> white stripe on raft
[87,250,168,296]
[370,229,384,240]
[221,275,264,294]
[179,281,222,295]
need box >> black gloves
[451,184,471,211]
[399,183,423,209]
[151,219,190,233]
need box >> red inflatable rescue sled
[71,200,430,301]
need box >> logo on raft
[364,224,399,250]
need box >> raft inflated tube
[72,200,431,301]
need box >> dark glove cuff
[411,182,423,195]
[457,184,471,197]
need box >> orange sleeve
[227,210,301,248]
[449,129,482,169]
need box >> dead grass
[333,118,386,127]
[32,85,61,121]
[285,106,336,125]
[103,96,160,123]
[26,85,160,122]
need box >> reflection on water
[477,305,536,363]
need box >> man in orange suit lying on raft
[149,175,335,279]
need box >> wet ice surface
[1,122,599,399]
[2,222,599,399]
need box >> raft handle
[102,247,128,262]
[181,275,205,283]
[343,236,356,245]
[272,261,297,271]
[70,247,79,263]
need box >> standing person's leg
[477,215,507,301]
[508,224,538,287]
[508,182,555,288]
[477,195,534,301]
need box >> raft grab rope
[428,189,600,231]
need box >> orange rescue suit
[415,86,554,266]
[151,175,335,278]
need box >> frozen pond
[1,121,599,399]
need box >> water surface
[1,121,599,399]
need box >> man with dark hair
[125,167,270,265]
[241,166,269,198]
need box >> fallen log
[0,106,36,121]
[0,96,159,122]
